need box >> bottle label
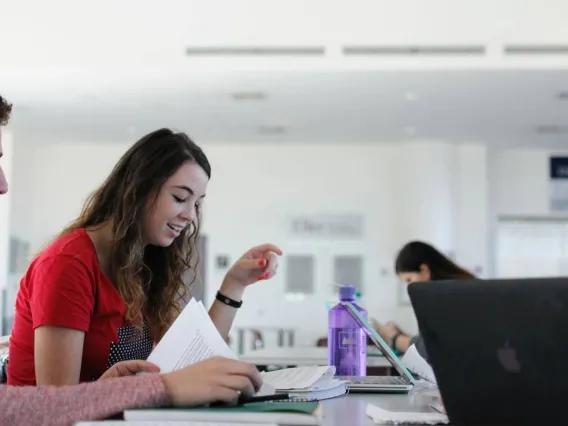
[339,331,356,347]
[329,327,367,376]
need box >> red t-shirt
[7,228,153,386]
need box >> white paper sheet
[145,299,274,395]
[147,299,237,372]
[401,344,437,385]
[366,403,449,425]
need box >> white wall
[0,130,14,334]
[491,148,567,217]
[9,140,489,341]
[0,130,14,288]
[487,147,568,280]
[455,145,490,276]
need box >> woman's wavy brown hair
[0,95,13,126]
[58,128,211,340]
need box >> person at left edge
[8,127,282,386]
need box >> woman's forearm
[0,374,169,426]
[208,280,245,340]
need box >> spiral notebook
[261,366,348,400]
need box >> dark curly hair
[57,128,211,340]
[0,96,12,126]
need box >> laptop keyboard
[339,376,410,385]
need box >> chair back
[0,335,10,384]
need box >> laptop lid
[341,302,417,385]
[408,277,568,424]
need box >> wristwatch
[391,331,405,351]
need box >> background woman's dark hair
[58,128,211,340]
[395,240,476,280]
[0,96,13,126]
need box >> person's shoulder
[44,228,94,256]
[16,229,102,301]
[30,228,98,276]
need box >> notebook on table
[124,401,322,425]
[261,365,348,400]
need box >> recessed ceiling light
[75,94,97,103]
[405,126,417,135]
[405,92,418,101]
[231,91,267,101]
[536,124,568,134]
[259,125,286,135]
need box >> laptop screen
[342,302,417,384]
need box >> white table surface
[80,393,436,425]
[240,346,392,368]
[319,393,438,426]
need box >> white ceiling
[3,69,568,147]
[1,0,568,147]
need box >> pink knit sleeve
[0,373,169,426]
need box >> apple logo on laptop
[497,341,521,373]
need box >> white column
[394,140,457,255]
[387,140,457,334]
[0,129,14,331]
[454,143,489,277]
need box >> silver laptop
[335,302,418,393]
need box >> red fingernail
[257,275,265,281]
[263,272,271,279]
[258,259,266,267]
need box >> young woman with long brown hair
[8,127,281,386]
[0,96,265,426]
[374,241,476,357]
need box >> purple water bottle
[328,284,367,376]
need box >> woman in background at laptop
[373,241,476,359]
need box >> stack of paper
[262,366,348,401]
[366,403,449,425]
